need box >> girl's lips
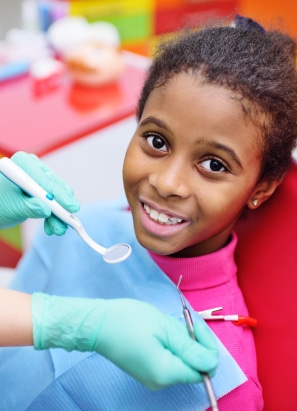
[139,202,189,237]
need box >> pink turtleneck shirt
[149,232,263,411]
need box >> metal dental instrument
[177,275,219,411]
[0,157,132,264]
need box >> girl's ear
[247,177,284,210]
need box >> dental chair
[235,160,297,411]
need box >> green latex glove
[32,293,219,390]
[0,152,80,235]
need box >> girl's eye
[146,135,168,152]
[200,158,227,173]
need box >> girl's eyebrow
[207,141,243,169]
[139,116,170,131]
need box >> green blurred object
[0,225,22,250]
[69,0,153,44]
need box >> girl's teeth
[143,204,182,225]
[150,209,159,220]
[158,213,169,223]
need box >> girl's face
[123,72,264,257]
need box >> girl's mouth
[143,203,184,225]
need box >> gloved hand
[32,293,219,390]
[0,152,80,235]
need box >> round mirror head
[103,243,132,264]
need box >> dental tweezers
[177,276,219,411]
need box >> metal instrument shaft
[177,276,219,411]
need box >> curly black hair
[137,16,297,180]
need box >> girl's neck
[148,232,238,290]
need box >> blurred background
[1,0,297,270]
[1,1,297,54]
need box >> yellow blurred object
[69,0,154,17]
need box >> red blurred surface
[0,55,146,157]
[0,237,22,268]
[235,162,297,410]
[155,0,239,35]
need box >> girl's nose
[148,161,190,198]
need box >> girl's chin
[135,231,180,256]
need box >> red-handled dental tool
[198,307,257,327]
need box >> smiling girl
[0,14,296,411]
[124,75,265,258]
